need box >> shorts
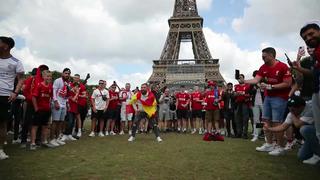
[0,96,10,122]
[32,111,51,126]
[159,108,170,121]
[91,110,106,121]
[262,96,287,123]
[120,105,133,121]
[176,109,188,119]
[106,109,119,120]
[205,110,220,124]
[169,110,176,121]
[192,110,202,119]
[51,106,67,121]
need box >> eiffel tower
[148,0,225,89]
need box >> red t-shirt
[108,90,119,110]
[175,92,190,110]
[204,90,220,111]
[191,91,203,110]
[67,87,78,113]
[234,84,251,104]
[77,83,87,107]
[23,76,34,103]
[32,82,53,111]
[314,45,320,69]
[257,61,291,100]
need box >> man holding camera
[300,22,320,142]
[89,80,109,137]
[234,74,251,139]
[264,95,320,165]
[243,47,292,156]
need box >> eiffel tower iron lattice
[148,0,225,89]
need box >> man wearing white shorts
[119,83,134,135]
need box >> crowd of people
[0,22,319,166]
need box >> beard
[141,90,147,95]
[306,36,320,48]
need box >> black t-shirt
[300,57,314,99]
[169,96,176,111]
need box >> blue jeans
[298,125,320,160]
[262,96,287,123]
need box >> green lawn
[0,132,319,180]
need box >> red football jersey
[234,84,251,103]
[175,92,190,110]
[32,82,53,111]
[257,61,291,100]
[108,90,120,110]
[204,90,220,110]
[23,76,34,103]
[314,46,320,69]
[77,83,87,107]
[191,91,203,110]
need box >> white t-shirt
[119,90,133,106]
[0,57,24,96]
[284,101,313,125]
[254,88,263,106]
[92,88,109,110]
[52,77,69,108]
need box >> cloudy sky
[1,0,319,88]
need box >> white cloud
[1,0,301,89]
[232,0,320,36]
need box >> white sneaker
[0,149,9,160]
[89,131,95,137]
[12,139,21,144]
[129,130,132,135]
[55,139,65,145]
[256,143,274,152]
[303,154,320,165]
[284,142,293,150]
[191,129,196,134]
[119,131,125,135]
[128,136,135,142]
[4,141,7,145]
[76,131,82,138]
[156,137,163,142]
[98,132,105,137]
[105,131,109,136]
[110,131,116,135]
[68,135,77,141]
[251,136,258,142]
[268,147,286,156]
[49,139,60,147]
[60,135,68,142]
[199,129,203,135]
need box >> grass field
[0,131,319,180]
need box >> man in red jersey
[106,83,120,135]
[30,70,53,150]
[175,85,190,133]
[190,85,204,134]
[234,74,252,139]
[203,81,221,134]
[244,47,292,156]
[75,74,87,137]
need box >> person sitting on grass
[128,83,162,142]
[263,95,320,165]
[30,70,54,150]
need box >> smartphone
[285,53,293,67]
[235,69,240,80]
